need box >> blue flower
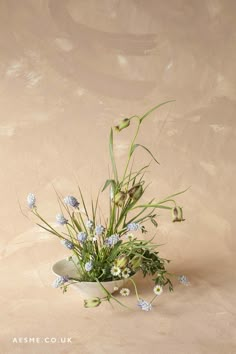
[52,275,69,288]
[27,193,36,209]
[86,220,94,229]
[127,223,140,232]
[77,232,87,243]
[85,261,93,272]
[178,275,190,286]
[95,224,105,236]
[64,195,80,208]
[105,234,120,247]
[61,239,74,249]
[56,214,68,225]
[137,299,152,311]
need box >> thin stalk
[150,294,158,304]
[33,210,63,239]
[121,120,141,183]
[129,277,140,300]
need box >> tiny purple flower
[61,239,74,250]
[178,275,190,286]
[95,224,105,236]
[137,299,152,311]
[56,214,68,225]
[64,195,80,208]
[27,193,36,209]
[52,275,69,288]
[127,223,140,232]
[85,261,93,272]
[77,232,87,243]
[105,234,120,247]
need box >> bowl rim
[51,258,133,285]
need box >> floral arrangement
[27,102,189,311]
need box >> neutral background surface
[1,1,236,353]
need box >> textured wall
[1,1,236,353]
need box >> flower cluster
[56,214,68,225]
[95,225,105,236]
[64,195,80,208]
[27,193,36,209]
[77,232,87,243]
[61,240,74,250]
[178,275,190,286]
[127,223,140,232]
[52,275,69,288]
[105,234,120,247]
[85,261,93,272]
[137,299,152,312]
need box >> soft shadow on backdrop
[0,1,236,353]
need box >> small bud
[130,255,142,270]
[115,118,130,132]
[27,193,36,209]
[115,255,129,268]
[64,195,80,208]
[84,297,101,308]
[128,184,143,201]
[172,206,184,222]
[113,191,127,207]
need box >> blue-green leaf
[102,179,116,192]
[140,100,175,123]
[131,144,159,164]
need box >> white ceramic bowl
[52,258,130,298]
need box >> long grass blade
[140,100,175,123]
[131,144,159,164]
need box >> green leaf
[133,203,172,210]
[71,213,82,232]
[77,185,89,219]
[121,163,151,185]
[91,198,95,223]
[102,179,116,192]
[140,100,175,123]
[131,143,159,164]
[158,187,190,203]
[131,187,189,211]
[109,128,118,182]
[36,223,57,236]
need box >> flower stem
[129,277,140,300]
[121,120,141,184]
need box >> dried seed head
[128,184,143,201]
[172,206,184,222]
[113,191,127,207]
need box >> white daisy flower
[113,286,119,291]
[111,266,121,276]
[122,268,131,279]
[120,288,130,296]
[153,285,163,296]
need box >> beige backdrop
[1,1,236,353]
